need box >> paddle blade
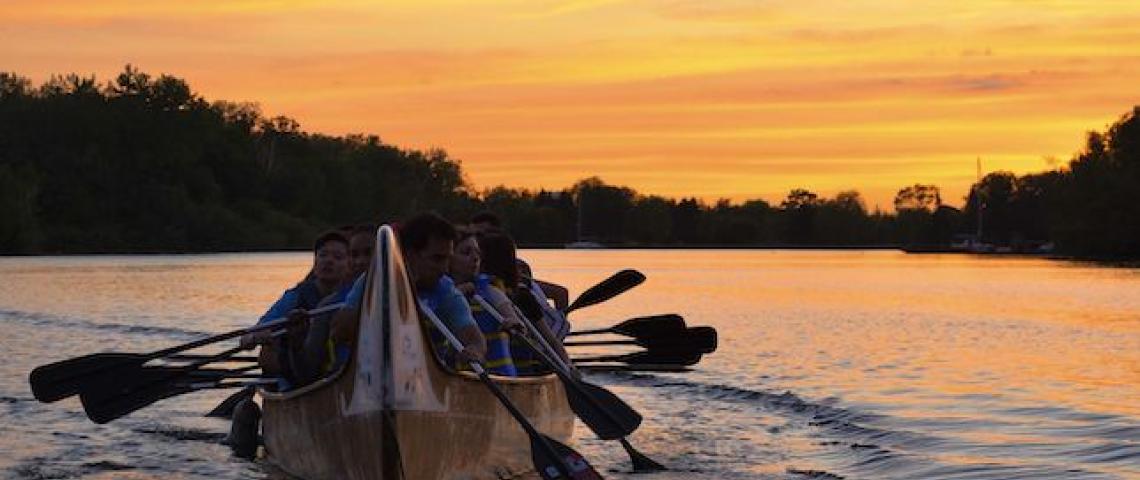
[565,269,645,314]
[568,314,686,338]
[621,438,667,472]
[29,353,146,403]
[612,314,686,338]
[564,377,642,440]
[79,368,190,424]
[636,326,717,354]
[576,364,693,373]
[206,386,256,419]
[574,348,703,367]
[623,349,702,366]
[82,384,190,424]
[683,326,717,354]
[168,354,258,363]
[568,325,716,354]
[531,435,604,480]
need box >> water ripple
[0,309,213,339]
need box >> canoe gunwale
[258,362,349,402]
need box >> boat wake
[589,371,1139,480]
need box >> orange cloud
[4,0,1140,208]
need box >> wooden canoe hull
[263,369,574,480]
[261,225,575,480]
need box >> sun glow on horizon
[4,0,1139,209]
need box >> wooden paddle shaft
[418,300,577,480]
[148,302,346,360]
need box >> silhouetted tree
[626,195,674,244]
[779,189,819,243]
[894,184,941,212]
[1049,108,1140,256]
[3,66,1136,258]
[573,177,634,243]
[964,172,1017,245]
[817,190,871,244]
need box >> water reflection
[1,250,1137,479]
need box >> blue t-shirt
[258,279,350,325]
[343,273,366,310]
[258,289,301,325]
[421,275,478,332]
[343,273,476,333]
[258,279,320,325]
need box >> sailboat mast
[976,157,984,240]
[576,191,583,242]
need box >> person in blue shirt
[331,213,487,365]
[293,224,377,377]
[226,229,352,458]
[240,230,351,383]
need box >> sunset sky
[5,0,1140,209]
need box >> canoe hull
[261,225,574,480]
[262,367,574,480]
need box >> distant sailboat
[956,157,995,253]
[565,191,605,249]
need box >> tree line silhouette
[1,66,1137,258]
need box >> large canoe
[260,226,576,480]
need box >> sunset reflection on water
[1,250,1137,479]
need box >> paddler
[330,213,487,365]
[449,226,524,376]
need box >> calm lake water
[1,250,1138,479]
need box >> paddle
[182,364,261,376]
[475,296,642,440]
[567,314,686,339]
[29,302,342,403]
[522,330,664,472]
[572,348,703,367]
[421,301,602,480]
[91,378,274,425]
[564,269,645,314]
[179,358,260,418]
[205,386,256,419]
[479,297,665,473]
[576,364,693,373]
[79,345,255,424]
[565,326,717,354]
[167,354,258,363]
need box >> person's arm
[329,306,359,349]
[242,289,301,376]
[455,324,487,363]
[327,275,365,348]
[479,286,525,333]
[439,289,487,363]
[529,311,571,366]
[534,279,569,311]
[514,290,573,367]
[294,309,337,381]
[241,289,299,348]
[298,283,356,371]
